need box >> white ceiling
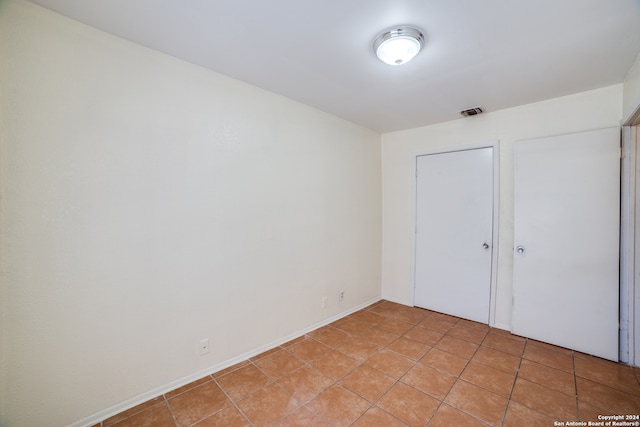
[28,0,640,133]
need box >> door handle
[483,242,490,249]
[516,246,525,254]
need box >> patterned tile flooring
[95,300,640,426]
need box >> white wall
[381,85,623,329]
[623,52,640,123]
[0,1,381,425]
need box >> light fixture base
[373,26,424,66]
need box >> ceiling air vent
[459,106,484,117]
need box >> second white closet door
[512,127,620,361]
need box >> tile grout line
[166,375,221,427]
[321,309,415,426]
[162,391,180,427]
[420,320,457,426]
[572,349,580,422]
[302,334,362,427]
[304,306,428,426]
[104,394,172,427]
[426,319,496,427]
[343,335,412,426]
[332,321,395,426]
[499,337,527,427]
[251,325,379,426]
[210,372,256,427]
[385,311,507,426]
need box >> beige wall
[0,1,382,425]
[1,0,635,425]
[381,85,623,329]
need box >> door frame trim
[411,140,500,327]
[622,108,639,365]
[620,125,635,364]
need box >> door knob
[483,242,490,249]
[516,246,525,254]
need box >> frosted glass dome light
[373,27,424,66]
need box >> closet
[511,127,620,361]
[414,146,495,323]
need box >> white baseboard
[379,295,413,307]
[491,322,511,332]
[382,297,514,335]
[69,296,382,427]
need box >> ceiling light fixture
[373,26,424,66]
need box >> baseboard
[379,295,413,307]
[492,322,511,332]
[69,296,382,427]
[382,297,513,334]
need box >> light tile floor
[96,300,640,427]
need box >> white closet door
[414,147,494,323]
[512,127,620,361]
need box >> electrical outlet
[199,338,210,355]
[339,290,344,301]
[321,297,328,309]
